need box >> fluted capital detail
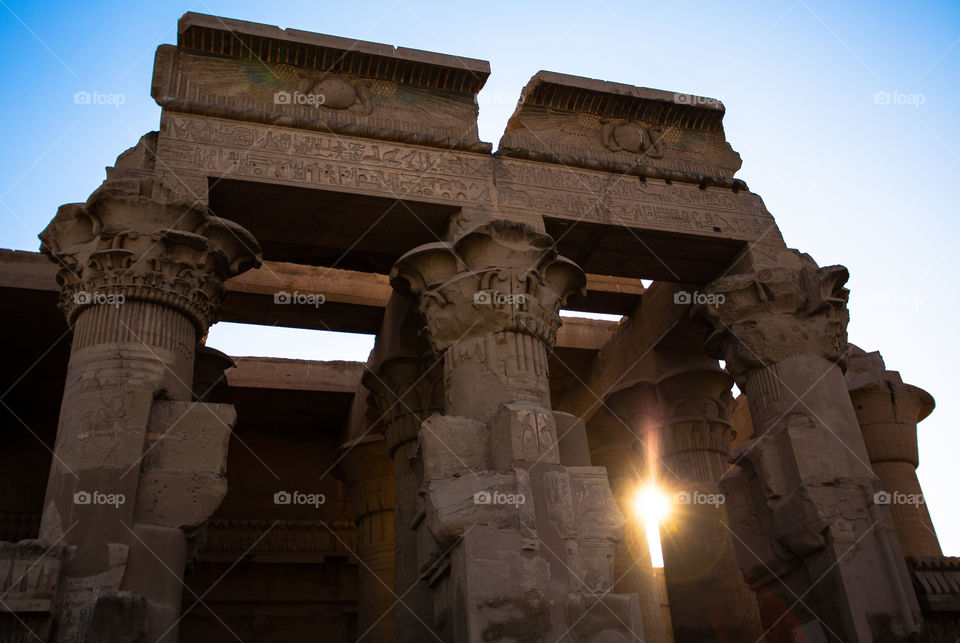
[337,436,395,519]
[39,179,262,332]
[362,354,444,455]
[657,367,736,457]
[390,220,586,352]
[696,252,850,380]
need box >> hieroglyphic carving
[158,114,493,204]
[157,114,782,244]
[496,158,779,242]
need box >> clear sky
[1,1,957,554]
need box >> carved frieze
[499,71,743,188]
[152,13,491,152]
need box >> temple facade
[0,12,957,643]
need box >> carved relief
[153,47,488,151]
[599,120,664,158]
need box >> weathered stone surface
[7,11,950,643]
[134,400,235,528]
[846,346,941,558]
[500,71,743,188]
[154,12,491,153]
[699,255,924,642]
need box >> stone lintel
[499,70,743,187]
[155,13,492,153]
[225,357,365,393]
[1,249,622,350]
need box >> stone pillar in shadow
[391,220,644,642]
[363,294,444,642]
[586,385,672,643]
[846,347,941,557]
[38,176,261,642]
[655,366,763,642]
[339,435,397,642]
[698,252,922,642]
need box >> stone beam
[552,280,694,422]
[224,357,365,393]
[0,250,624,347]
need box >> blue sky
[2,0,958,553]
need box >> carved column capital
[390,220,586,353]
[362,354,444,455]
[657,367,736,462]
[337,436,395,520]
[696,253,850,380]
[39,180,261,332]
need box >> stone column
[391,220,643,642]
[586,386,671,643]
[38,178,260,642]
[697,252,922,642]
[339,435,397,642]
[846,348,940,557]
[655,366,762,642]
[362,294,444,643]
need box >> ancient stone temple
[1,11,958,643]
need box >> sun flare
[633,483,670,568]
[633,483,671,525]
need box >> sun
[632,482,671,568]
[633,482,671,526]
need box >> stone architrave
[696,251,922,642]
[390,220,644,642]
[37,167,261,642]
